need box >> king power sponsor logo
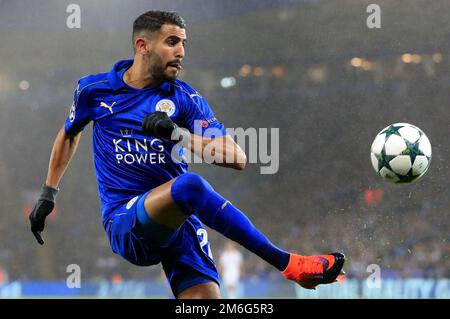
[112,120,280,174]
[113,136,166,165]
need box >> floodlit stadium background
[0,0,449,298]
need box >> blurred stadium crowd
[0,0,448,286]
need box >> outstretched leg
[143,173,290,271]
[143,173,345,290]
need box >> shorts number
[197,228,213,259]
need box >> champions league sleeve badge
[69,101,76,122]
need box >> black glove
[29,184,59,245]
[141,111,190,143]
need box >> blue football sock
[171,173,290,271]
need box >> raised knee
[176,172,211,196]
[171,173,212,213]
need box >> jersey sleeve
[64,80,92,135]
[181,91,227,138]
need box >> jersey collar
[107,59,173,94]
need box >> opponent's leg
[177,282,221,299]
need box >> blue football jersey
[64,60,227,226]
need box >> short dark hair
[132,10,186,40]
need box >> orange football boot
[282,252,346,289]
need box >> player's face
[148,24,187,82]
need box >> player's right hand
[29,185,59,245]
[141,111,178,140]
[141,111,190,144]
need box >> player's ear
[135,35,153,55]
[134,37,147,55]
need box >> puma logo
[100,101,116,114]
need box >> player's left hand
[141,111,189,143]
[29,185,58,245]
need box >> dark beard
[149,51,176,83]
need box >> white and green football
[370,123,432,183]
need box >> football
[370,123,432,183]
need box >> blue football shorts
[105,190,220,296]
